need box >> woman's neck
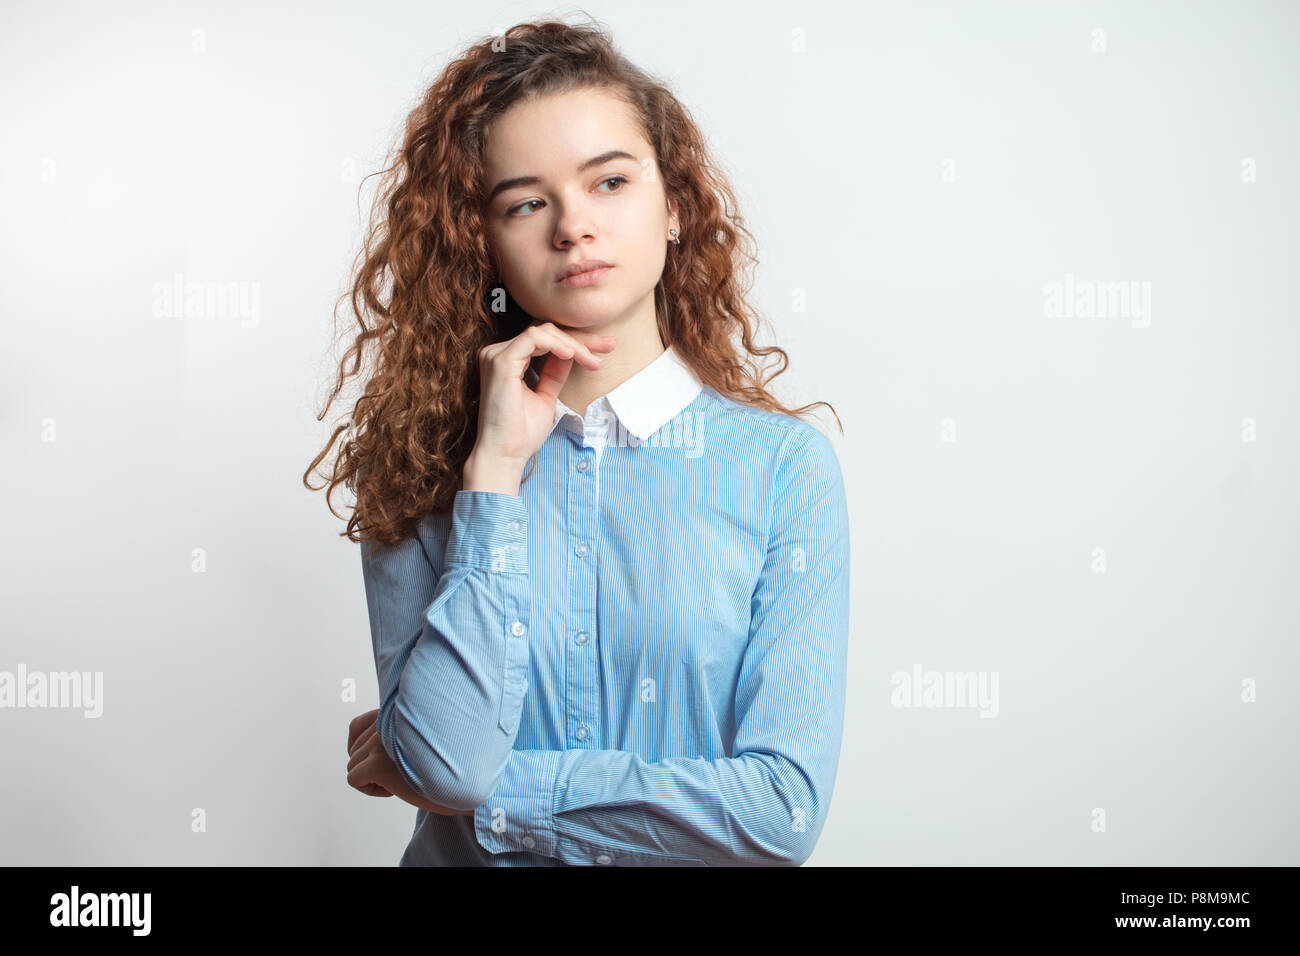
[553,312,664,417]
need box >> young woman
[307,17,850,866]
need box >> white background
[1,0,1296,865]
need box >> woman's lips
[557,265,613,288]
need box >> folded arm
[472,428,851,865]
[361,491,534,811]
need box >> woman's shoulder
[698,386,838,457]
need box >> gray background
[1,0,1295,865]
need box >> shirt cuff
[445,490,528,572]
[473,749,562,857]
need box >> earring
[669,228,680,244]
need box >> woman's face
[480,86,677,332]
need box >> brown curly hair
[303,14,842,549]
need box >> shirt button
[574,630,588,646]
[521,835,535,849]
[510,621,526,637]
[506,542,521,554]
[575,543,589,557]
[507,519,522,533]
[576,458,590,472]
[575,724,588,741]
[595,854,612,865]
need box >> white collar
[552,343,703,441]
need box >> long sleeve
[471,427,851,865]
[361,490,533,811]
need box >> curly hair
[303,14,842,549]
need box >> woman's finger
[498,322,613,371]
[347,708,378,752]
[531,351,574,403]
[348,717,378,758]
[346,753,375,789]
[346,731,379,773]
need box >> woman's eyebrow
[486,149,638,203]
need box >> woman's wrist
[462,450,526,495]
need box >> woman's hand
[466,321,617,490]
[346,708,472,817]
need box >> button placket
[565,440,599,751]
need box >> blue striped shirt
[360,344,851,865]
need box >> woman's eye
[507,199,543,218]
[506,176,628,218]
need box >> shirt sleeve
[471,427,851,865]
[361,490,533,811]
